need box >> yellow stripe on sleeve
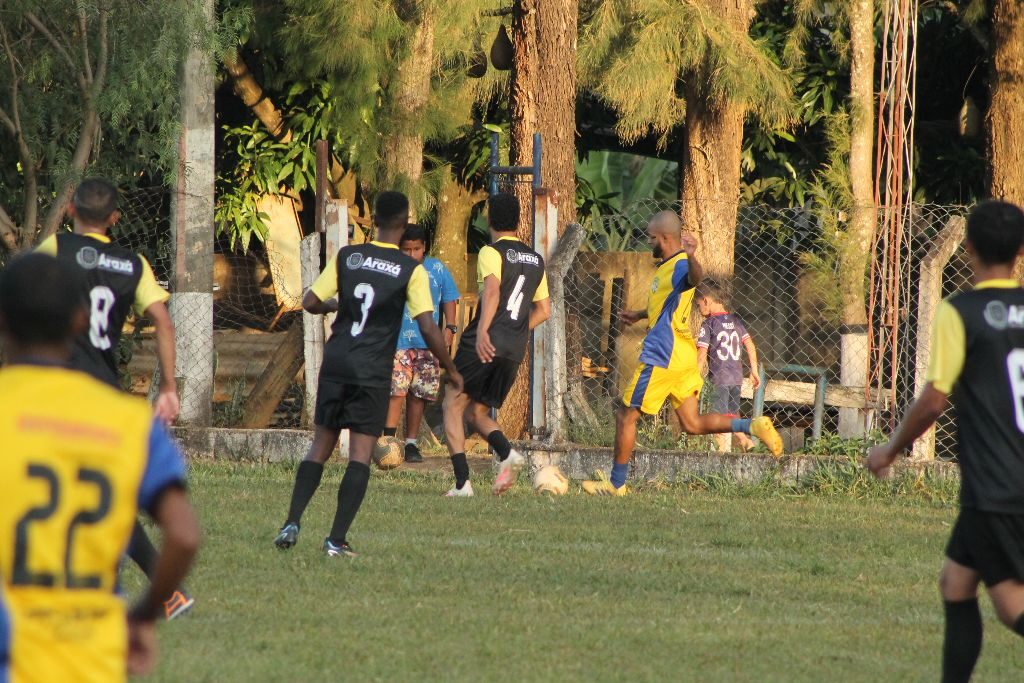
[533,272,549,302]
[477,245,502,287]
[35,234,58,256]
[406,264,434,318]
[924,299,966,394]
[309,254,339,301]
[133,256,170,315]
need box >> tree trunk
[678,0,752,282]
[435,172,485,291]
[987,0,1024,206]
[509,0,577,233]
[380,8,434,205]
[224,51,289,141]
[838,0,875,437]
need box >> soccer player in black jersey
[274,191,462,557]
[442,193,550,497]
[36,178,193,620]
[867,200,1024,682]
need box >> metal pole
[489,132,499,196]
[532,133,542,189]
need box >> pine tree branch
[78,7,94,85]
[23,12,88,94]
[0,22,38,239]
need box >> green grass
[127,462,1024,682]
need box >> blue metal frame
[752,364,828,442]
[488,132,543,195]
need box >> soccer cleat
[444,481,475,497]
[491,449,526,496]
[750,416,784,457]
[164,591,194,621]
[581,470,628,497]
[322,538,358,558]
[274,522,300,550]
[404,443,424,463]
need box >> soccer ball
[532,465,569,495]
[372,437,403,470]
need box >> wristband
[445,324,458,333]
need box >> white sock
[406,439,417,446]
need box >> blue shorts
[708,384,741,417]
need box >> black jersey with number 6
[460,238,546,363]
[54,233,143,387]
[948,287,1024,513]
[322,243,421,387]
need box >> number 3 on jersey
[351,283,375,336]
[507,275,526,321]
[1009,349,1024,433]
[89,285,115,350]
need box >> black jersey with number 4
[948,287,1024,513]
[460,239,545,363]
[54,233,143,387]
[322,243,421,387]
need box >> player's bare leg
[385,395,405,435]
[939,558,984,682]
[274,425,341,549]
[713,433,732,453]
[323,431,376,557]
[986,578,1024,633]
[583,405,640,496]
[675,397,782,456]
[464,401,523,495]
[442,386,474,495]
[403,395,427,462]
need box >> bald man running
[583,211,783,495]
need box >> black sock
[451,453,470,489]
[486,430,512,462]
[1014,612,1024,637]
[328,462,371,544]
[943,598,983,683]
[127,519,158,577]
[286,461,324,526]
[383,427,397,437]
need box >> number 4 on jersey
[507,275,526,321]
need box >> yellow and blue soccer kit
[622,250,702,414]
[0,363,186,683]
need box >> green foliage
[580,0,794,148]
[797,430,887,457]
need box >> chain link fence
[105,188,306,428]
[562,199,989,459]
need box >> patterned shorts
[391,348,441,401]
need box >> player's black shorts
[314,379,389,437]
[708,384,742,416]
[946,508,1024,586]
[454,347,521,409]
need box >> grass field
[126,461,1024,682]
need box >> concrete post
[531,190,558,439]
[170,0,215,425]
[300,233,323,429]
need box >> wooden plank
[240,322,305,428]
[738,378,888,410]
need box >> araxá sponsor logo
[346,251,401,277]
[983,300,1024,330]
[506,249,539,266]
[77,247,134,274]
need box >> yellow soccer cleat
[750,416,783,457]
[581,470,629,496]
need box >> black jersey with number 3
[322,243,420,387]
[460,239,545,363]
[948,287,1024,513]
[54,233,143,387]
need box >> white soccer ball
[372,437,403,470]
[532,465,569,495]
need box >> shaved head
[648,210,682,235]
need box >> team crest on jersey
[984,301,1024,330]
[346,252,401,277]
[650,277,660,293]
[76,247,134,274]
[506,249,539,266]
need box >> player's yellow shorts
[622,363,703,415]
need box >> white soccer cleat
[492,449,526,496]
[444,481,475,497]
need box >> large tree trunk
[504,0,578,439]
[380,8,435,207]
[224,52,289,141]
[435,172,485,291]
[678,0,752,282]
[987,0,1024,207]
[838,0,875,437]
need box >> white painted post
[300,233,323,429]
[911,217,966,461]
[321,198,349,455]
[531,190,558,439]
[170,0,215,425]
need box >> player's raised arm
[303,253,340,314]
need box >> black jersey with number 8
[321,243,422,387]
[460,238,546,363]
[948,287,1024,513]
[54,233,143,387]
